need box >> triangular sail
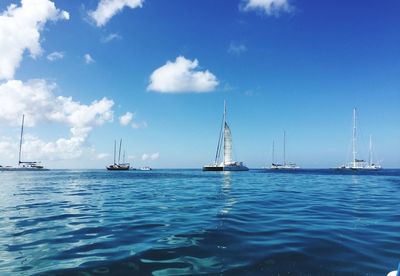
[223,122,232,164]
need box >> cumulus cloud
[84,54,95,64]
[47,51,64,61]
[89,0,144,27]
[142,152,159,161]
[0,79,114,160]
[228,42,247,56]
[148,56,219,93]
[119,112,133,126]
[119,112,147,129]
[241,0,292,16]
[0,0,69,80]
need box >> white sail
[223,122,232,164]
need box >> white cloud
[89,0,144,27]
[142,152,159,161]
[228,42,247,56]
[84,54,95,64]
[47,51,64,61]
[148,56,219,93]
[241,0,292,16]
[119,112,147,129]
[101,33,122,43]
[132,121,147,129]
[0,0,69,80]
[119,112,133,126]
[0,79,114,161]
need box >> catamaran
[203,101,248,171]
[270,131,299,169]
[0,115,48,171]
[337,108,382,170]
[106,139,130,170]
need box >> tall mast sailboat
[0,115,48,171]
[337,108,381,170]
[270,131,299,169]
[106,139,130,170]
[203,101,248,171]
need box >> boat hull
[203,164,249,171]
[106,165,130,171]
[0,167,49,171]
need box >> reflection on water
[220,172,236,215]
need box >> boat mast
[214,103,225,165]
[352,108,357,167]
[118,139,122,165]
[272,140,275,165]
[113,140,116,165]
[283,130,286,166]
[18,114,25,165]
[123,150,126,164]
[369,134,372,166]
[223,100,227,165]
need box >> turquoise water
[0,169,399,275]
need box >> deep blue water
[0,169,399,275]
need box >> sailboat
[365,135,382,170]
[203,101,248,171]
[106,139,130,170]
[337,108,382,170]
[270,131,299,169]
[0,115,48,171]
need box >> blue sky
[0,0,399,168]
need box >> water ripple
[0,169,399,275]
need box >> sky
[0,0,399,169]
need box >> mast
[118,139,122,165]
[123,150,126,164]
[18,114,25,164]
[113,140,116,165]
[283,130,286,166]
[272,140,275,165]
[352,108,357,167]
[214,112,224,165]
[369,134,372,166]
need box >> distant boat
[203,101,248,171]
[138,166,152,171]
[270,131,299,170]
[337,108,382,170]
[106,139,130,170]
[0,114,48,171]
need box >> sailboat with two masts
[0,114,48,171]
[203,101,248,171]
[106,139,130,170]
[270,131,299,169]
[337,108,382,170]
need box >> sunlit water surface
[0,169,399,275]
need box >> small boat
[203,101,248,171]
[0,114,48,171]
[269,131,299,170]
[106,139,130,170]
[138,166,152,171]
[337,108,382,170]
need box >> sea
[0,169,399,275]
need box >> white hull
[0,167,49,171]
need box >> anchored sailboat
[337,108,381,170]
[203,101,248,171]
[0,115,48,171]
[106,139,130,170]
[270,131,299,169]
